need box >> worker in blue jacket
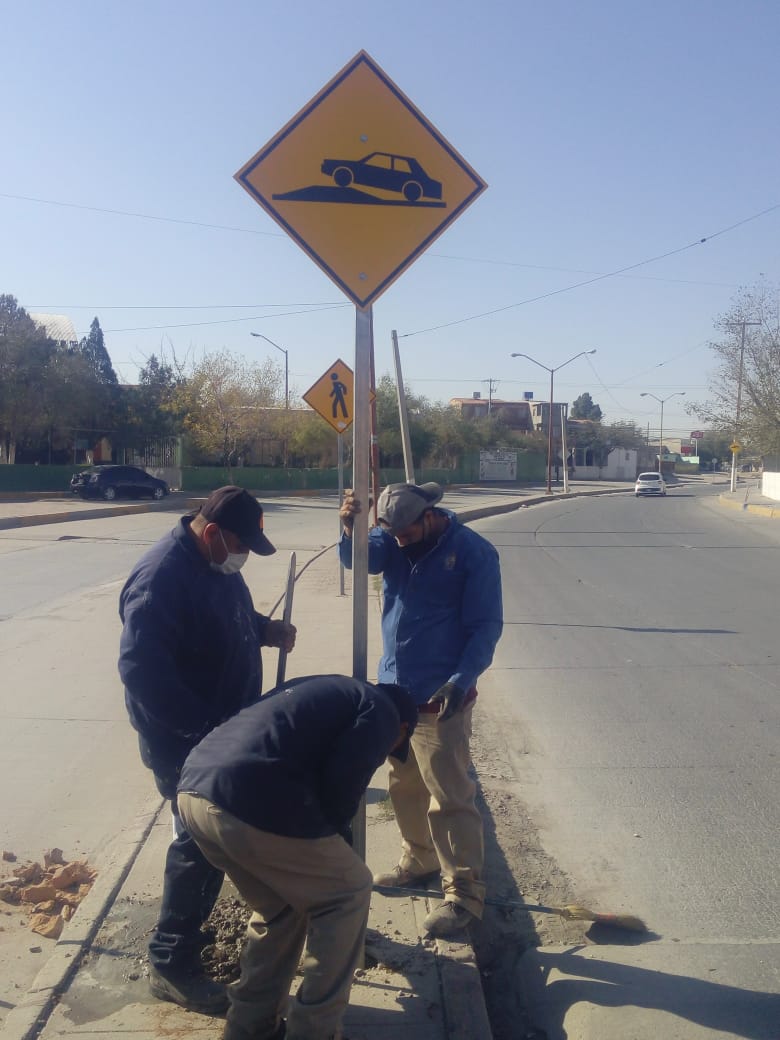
[118,486,296,1013]
[177,673,418,1040]
[338,482,503,938]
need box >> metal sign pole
[351,305,372,863]
[337,432,345,596]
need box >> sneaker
[149,964,229,1013]
[423,901,475,938]
[372,864,440,888]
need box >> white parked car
[635,471,666,497]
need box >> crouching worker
[177,674,418,1040]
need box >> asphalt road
[475,483,780,948]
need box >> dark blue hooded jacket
[118,517,270,781]
[178,675,412,838]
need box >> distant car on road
[320,151,443,202]
[635,471,666,497]
[70,465,169,502]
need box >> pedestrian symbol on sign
[304,359,373,433]
[330,372,349,420]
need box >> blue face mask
[209,530,249,575]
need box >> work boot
[372,864,440,888]
[423,901,476,938]
[149,964,229,1013]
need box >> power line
[27,301,344,310]
[102,303,348,333]
[400,202,780,338]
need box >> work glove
[427,682,466,722]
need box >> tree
[121,353,185,440]
[0,295,56,463]
[691,281,780,456]
[176,350,284,474]
[570,392,603,421]
[79,318,117,386]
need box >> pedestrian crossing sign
[303,358,374,433]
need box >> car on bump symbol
[320,152,443,202]
[70,465,169,501]
[635,471,666,497]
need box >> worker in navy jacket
[177,674,418,1040]
[339,482,503,939]
[118,486,296,1014]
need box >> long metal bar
[275,552,296,687]
[392,329,416,484]
[369,310,381,524]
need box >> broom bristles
[559,904,648,932]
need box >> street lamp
[640,391,685,474]
[510,349,596,494]
[250,332,289,409]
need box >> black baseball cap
[198,486,276,556]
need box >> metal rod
[275,552,296,687]
[392,330,416,484]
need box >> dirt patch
[200,896,250,983]
[469,709,588,1040]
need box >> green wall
[0,452,547,495]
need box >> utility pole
[726,320,761,493]
[481,378,498,415]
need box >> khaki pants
[387,705,485,917]
[177,792,371,1040]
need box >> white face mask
[209,530,250,575]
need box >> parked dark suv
[70,465,169,501]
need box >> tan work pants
[387,705,485,917]
[177,792,371,1040]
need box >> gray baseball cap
[376,482,443,535]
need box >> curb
[718,493,780,518]
[0,795,164,1040]
[436,938,493,1040]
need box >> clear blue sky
[3,0,778,441]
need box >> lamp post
[250,332,289,409]
[640,391,685,475]
[510,349,596,494]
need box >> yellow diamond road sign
[303,358,374,433]
[730,442,742,453]
[234,51,486,309]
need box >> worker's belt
[416,687,478,714]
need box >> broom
[372,883,648,933]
